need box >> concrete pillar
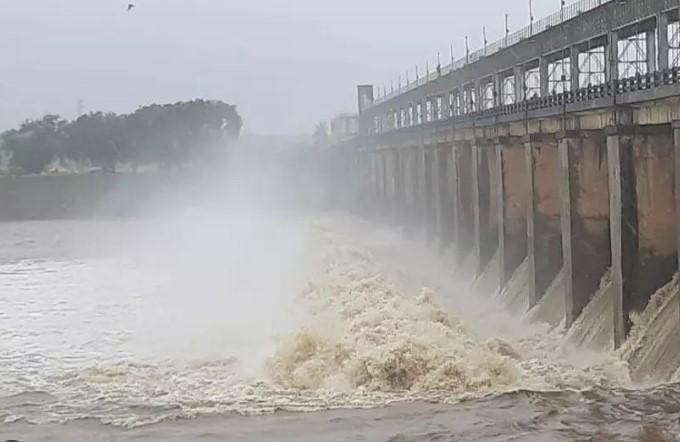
[646,29,657,74]
[560,136,581,328]
[450,142,462,254]
[526,135,563,308]
[675,122,680,275]
[493,73,502,107]
[674,122,680,325]
[607,31,619,82]
[472,142,483,274]
[391,149,402,225]
[434,145,445,243]
[369,151,378,212]
[631,130,677,314]
[558,134,612,328]
[404,147,418,230]
[526,139,539,306]
[381,150,389,214]
[385,149,397,222]
[607,128,636,349]
[539,57,550,97]
[514,65,524,102]
[437,144,455,248]
[400,148,410,227]
[570,46,580,91]
[495,137,528,288]
[418,143,429,234]
[658,12,669,71]
[495,142,507,285]
[472,141,496,275]
[454,141,475,266]
[378,150,388,213]
[424,146,437,242]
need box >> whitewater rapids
[0,213,636,431]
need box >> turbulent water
[2,210,680,441]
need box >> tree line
[0,100,243,174]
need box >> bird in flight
[127,3,135,11]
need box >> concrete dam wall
[327,0,680,382]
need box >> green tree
[1,115,67,174]
[64,112,128,172]
[1,99,243,174]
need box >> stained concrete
[497,139,528,288]
[630,133,677,315]
[455,143,474,266]
[560,134,611,329]
[526,136,563,307]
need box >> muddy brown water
[1,215,680,442]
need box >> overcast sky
[1,0,557,135]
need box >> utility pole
[529,0,534,36]
[483,26,488,56]
[505,13,510,47]
[465,36,470,65]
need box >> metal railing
[367,67,680,137]
[370,0,611,107]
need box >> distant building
[330,113,359,142]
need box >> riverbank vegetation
[0,100,242,174]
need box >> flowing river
[1,203,680,441]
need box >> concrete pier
[455,142,475,266]
[496,137,528,287]
[472,142,497,275]
[559,132,611,328]
[526,135,562,307]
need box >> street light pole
[483,26,488,56]
[465,36,470,65]
[505,13,510,47]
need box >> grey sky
[1,0,556,135]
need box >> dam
[7,1,680,439]
[328,0,680,379]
